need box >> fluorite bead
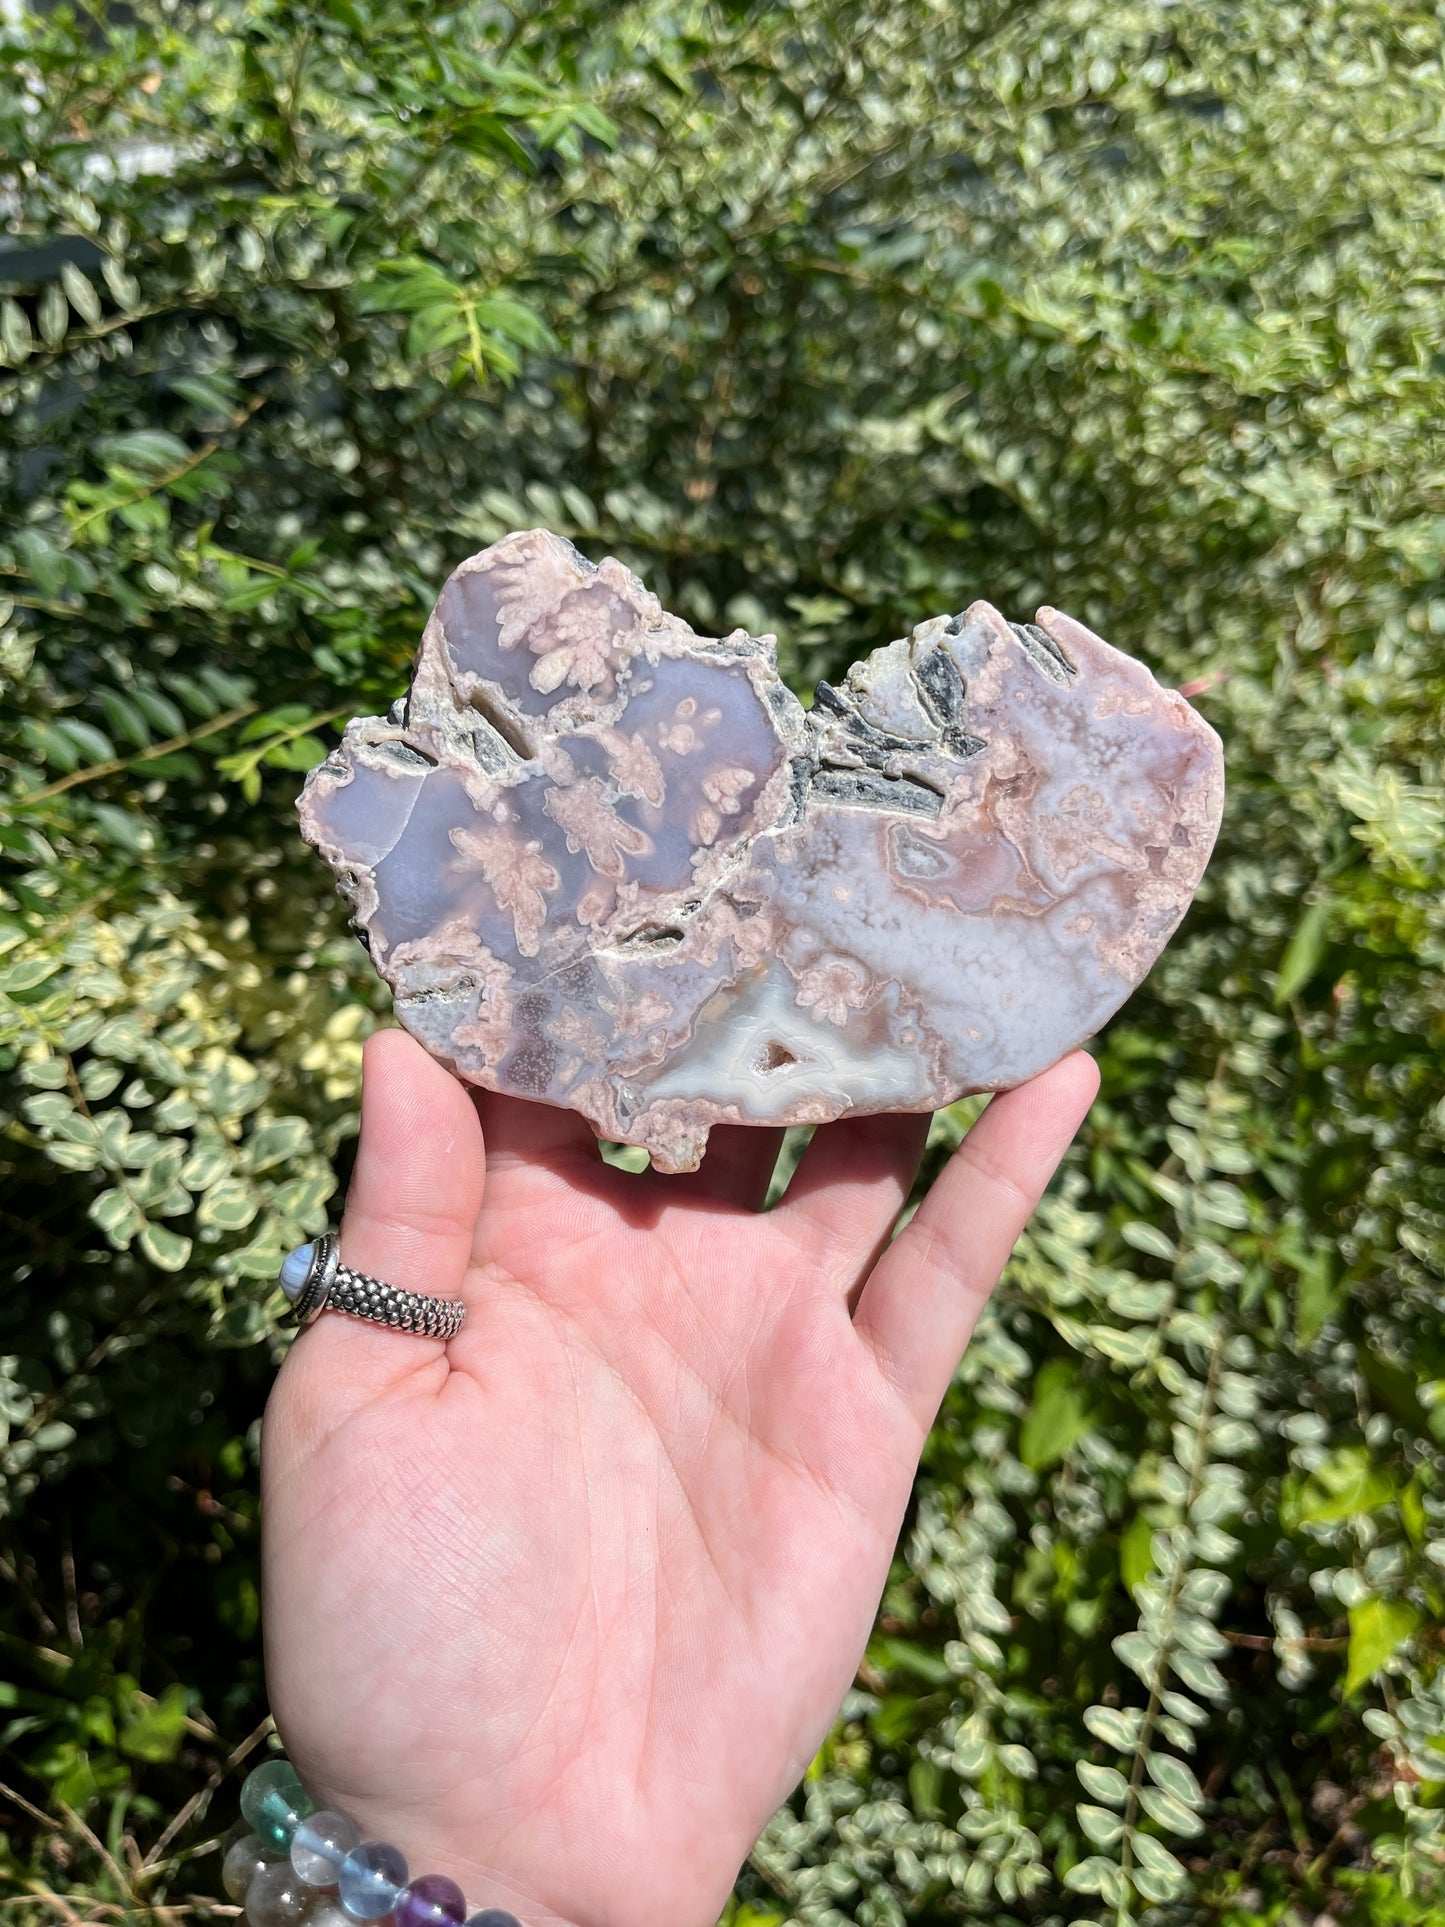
[337,1840,408,1919]
[279,1242,316,1299]
[464,1913,523,1927]
[291,1809,361,1888]
[305,1902,356,1927]
[241,1760,315,1854]
[245,1859,313,1927]
[395,1873,466,1927]
[222,1832,275,1902]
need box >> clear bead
[245,1859,313,1927]
[337,1840,408,1920]
[223,1833,274,1903]
[291,1810,361,1888]
[306,1902,357,1927]
[464,1912,523,1927]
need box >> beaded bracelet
[223,1758,522,1927]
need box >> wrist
[228,1755,588,1927]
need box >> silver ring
[278,1232,467,1340]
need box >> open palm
[263,1029,1097,1927]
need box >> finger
[853,1052,1099,1432]
[276,1028,485,1419]
[471,1087,603,1175]
[774,1111,932,1297]
[673,1124,787,1210]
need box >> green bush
[2,1,1443,1922]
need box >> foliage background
[2,1,1444,1923]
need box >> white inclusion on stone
[639,959,930,1118]
[846,625,947,740]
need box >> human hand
[262,1029,1098,1927]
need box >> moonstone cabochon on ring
[279,1241,316,1298]
[298,530,1224,1173]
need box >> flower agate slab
[299,530,1223,1172]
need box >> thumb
[272,1026,486,1432]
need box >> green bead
[240,1759,315,1854]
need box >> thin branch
[68,394,267,535]
[1221,1629,1346,1652]
[142,1714,274,1871]
[0,1778,62,1830]
[57,1801,131,1895]
[17,701,259,805]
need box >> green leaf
[180,1143,232,1191]
[1119,1514,1156,1596]
[100,688,153,748]
[139,1223,192,1272]
[1290,1445,1395,1526]
[38,280,69,347]
[1112,1630,1158,1684]
[100,254,141,308]
[450,111,536,171]
[271,1171,337,1223]
[1169,1651,1230,1702]
[245,1116,311,1170]
[1146,1752,1203,1806]
[45,1140,101,1173]
[20,1057,69,1089]
[1063,1856,1114,1895]
[1088,1325,1154,1368]
[120,1684,191,1763]
[1344,1598,1420,1696]
[470,295,557,350]
[1131,1831,1188,1898]
[1019,1357,1094,1470]
[99,430,190,475]
[1077,1802,1124,1848]
[88,1187,143,1250]
[1077,1760,1130,1807]
[90,804,152,855]
[1,297,34,365]
[264,733,326,771]
[1083,1705,1143,1751]
[2,956,61,994]
[1137,1784,1204,1836]
[57,717,115,762]
[1160,1689,1209,1728]
[60,261,102,326]
[1121,1221,1176,1260]
[868,1635,953,1686]
[1274,897,1332,1007]
[197,1178,258,1230]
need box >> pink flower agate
[298,530,1224,1172]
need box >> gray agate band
[278,1232,467,1340]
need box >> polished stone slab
[300,531,1224,1170]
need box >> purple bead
[395,1874,467,1927]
